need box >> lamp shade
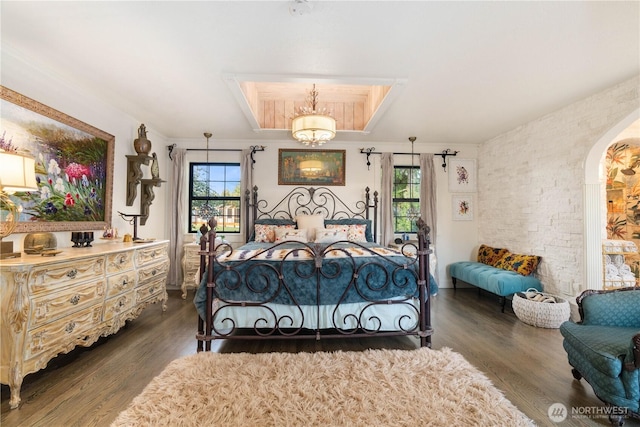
[0,150,38,193]
[292,114,336,146]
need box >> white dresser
[0,240,169,409]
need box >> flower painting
[452,194,474,221]
[448,159,477,192]
[0,86,114,232]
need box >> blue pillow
[324,218,373,242]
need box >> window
[189,162,241,233]
[392,165,420,233]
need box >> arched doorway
[584,109,640,290]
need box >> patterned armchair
[559,287,640,426]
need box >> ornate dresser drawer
[29,280,106,328]
[135,243,168,267]
[136,276,166,303]
[28,256,105,294]
[103,293,134,322]
[138,259,169,285]
[106,251,135,274]
[25,304,103,360]
[106,271,136,298]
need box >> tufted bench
[449,245,542,312]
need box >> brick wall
[478,75,640,297]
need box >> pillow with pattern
[494,252,541,276]
[324,219,373,242]
[315,228,348,243]
[477,244,509,266]
[274,228,308,243]
[325,224,367,242]
[248,218,296,241]
[254,224,295,243]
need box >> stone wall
[478,75,640,296]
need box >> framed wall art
[448,158,477,192]
[278,149,345,186]
[452,194,474,221]
[0,86,114,233]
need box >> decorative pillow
[274,228,308,243]
[248,218,296,241]
[325,224,368,242]
[295,214,325,241]
[324,219,373,242]
[314,228,348,243]
[494,252,541,276]
[477,244,509,266]
[254,224,295,243]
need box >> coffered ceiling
[1,1,638,144]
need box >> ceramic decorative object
[24,232,57,254]
[133,123,151,155]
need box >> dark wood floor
[1,288,638,427]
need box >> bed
[194,186,435,350]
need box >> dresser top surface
[0,240,169,268]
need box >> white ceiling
[1,1,639,145]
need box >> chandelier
[291,84,336,147]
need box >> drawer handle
[69,295,81,305]
[151,269,157,276]
[65,321,76,333]
[67,269,78,279]
[151,252,156,258]
[121,279,129,287]
[119,256,127,265]
[118,299,126,308]
[149,287,156,294]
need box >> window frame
[188,161,241,234]
[392,165,421,234]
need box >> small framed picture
[448,158,477,192]
[452,194,474,221]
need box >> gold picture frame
[278,149,346,186]
[1,86,114,232]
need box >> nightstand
[181,243,201,299]
[181,239,229,299]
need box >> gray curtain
[380,153,395,246]
[168,147,187,287]
[419,153,437,247]
[240,149,254,240]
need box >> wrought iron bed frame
[196,186,433,350]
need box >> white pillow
[315,228,348,243]
[274,228,308,243]
[295,214,325,241]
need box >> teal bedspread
[194,241,437,320]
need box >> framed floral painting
[452,194,474,221]
[0,86,114,232]
[448,158,477,192]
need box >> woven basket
[512,292,570,328]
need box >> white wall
[170,138,479,288]
[478,75,640,297]
[2,49,170,251]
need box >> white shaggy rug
[112,347,533,427]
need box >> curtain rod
[359,147,459,172]
[167,144,265,163]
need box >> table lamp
[0,149,38,259]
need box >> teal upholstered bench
[449,261,542,311]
